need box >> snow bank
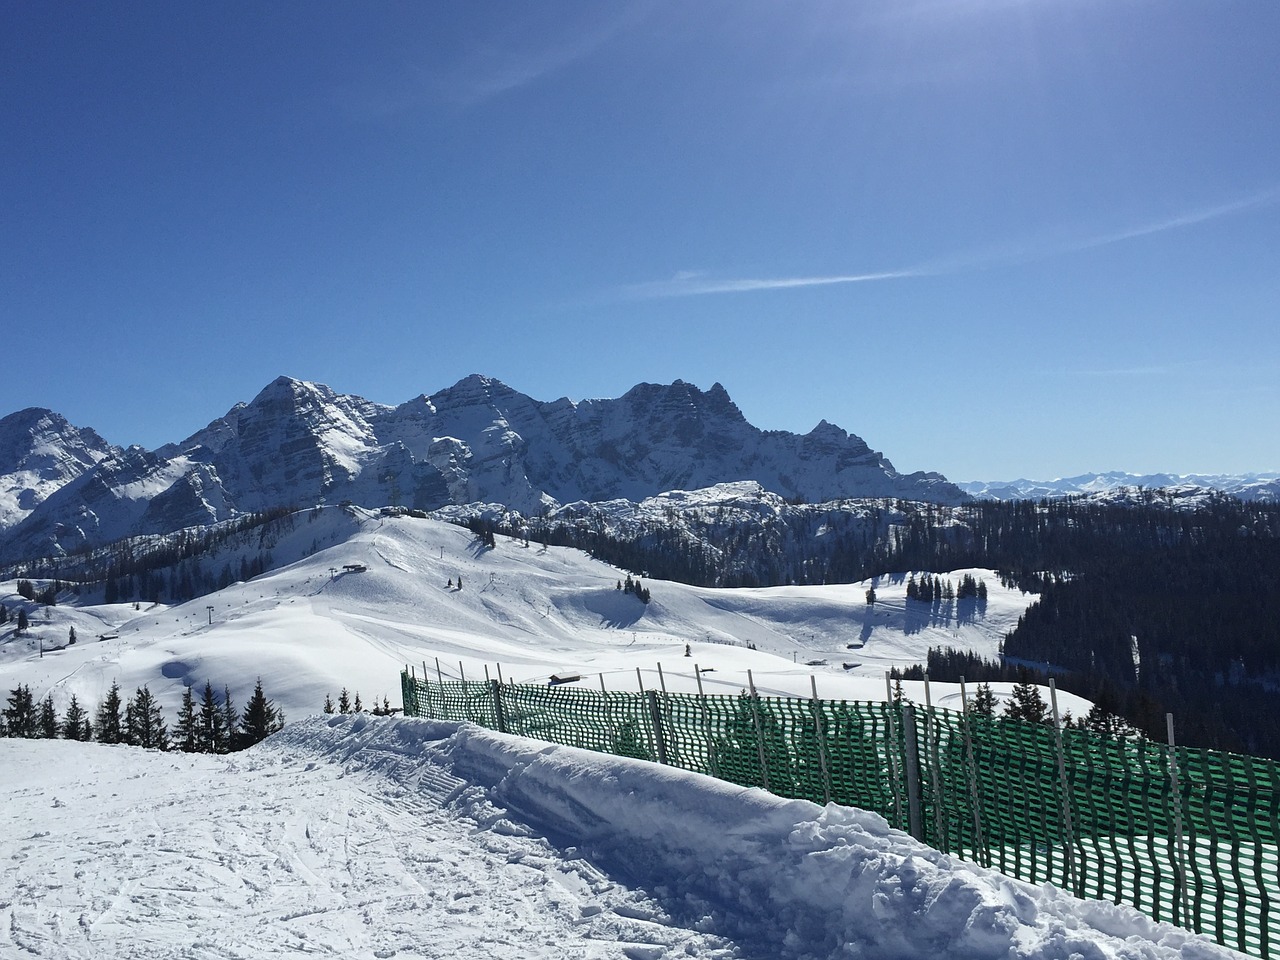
[280,715,1244,960]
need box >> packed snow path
[1,716,1245,960]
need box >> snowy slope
[0,508,1078,726]
[0,715,1243,959]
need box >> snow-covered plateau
[1,715,1245,959]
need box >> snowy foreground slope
[1,509,1088,725]
[1,714,1241,960]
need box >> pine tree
[353,691,363,713]
[198,681,226,753]
[338,687,351,714]
[68,625,77,645]
[95,681,125,744]
[1003,679,1048,725]
[175,686,199,752]
[61,695,90,741]
[323,692,335,714]
[5,685,36,737]
[1084,701,1128,738]
[240,678,281,746]
[126,686,169,750]
[222,686,239,751]
[969,682,998,717]
[16,608,29,633]
[38,695,58,738]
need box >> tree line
[2,678,284,752]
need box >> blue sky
[3,0,1277,481]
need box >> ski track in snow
[0,724,735,960]
[1,716,1247,960]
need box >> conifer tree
[353,691,363,713]
[1084,701,1128,738]
[61,695,90,741]
[175,686,199,752]
[1003,678,1048,725]
[95,681,125,744]
[323,692,335,714]
[240,678,282,746]
[198,681,226,753]
[338,687,351,714]
[5,685,36,737]
[38,695,58,738]
[222,686,239,751]
[969,682,998,717]
[126,686,169,750]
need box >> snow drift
[3,714,1236,959]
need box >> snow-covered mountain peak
[0,407,120,532]
[0,407,116,475]
[0,377,970,561]
[961,471,1279,503]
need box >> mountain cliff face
[0,409,120,534]
[0,375,968,561]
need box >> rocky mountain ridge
[0,375,966,562]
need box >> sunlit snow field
[0,507,1088,722]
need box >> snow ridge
[277,714,1241,960]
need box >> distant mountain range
[0,375,966,563]
[958,472,1279,503]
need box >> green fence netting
[400,669,1277,958]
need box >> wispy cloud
[1063,187,1280,254]
[621,269,920,300]
[619,186,1280,302]
[337,6,654,117]
[1069,362,1197,379]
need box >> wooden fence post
[958,676,989,867]
[747,670,771,790]
[1049,679,1080,896]
[884,671,904,829]
[810,675,832,805]
[646,690,669,765]
[490,678,507,734]
[901,704,924,841]
[1166,713,1192,928]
